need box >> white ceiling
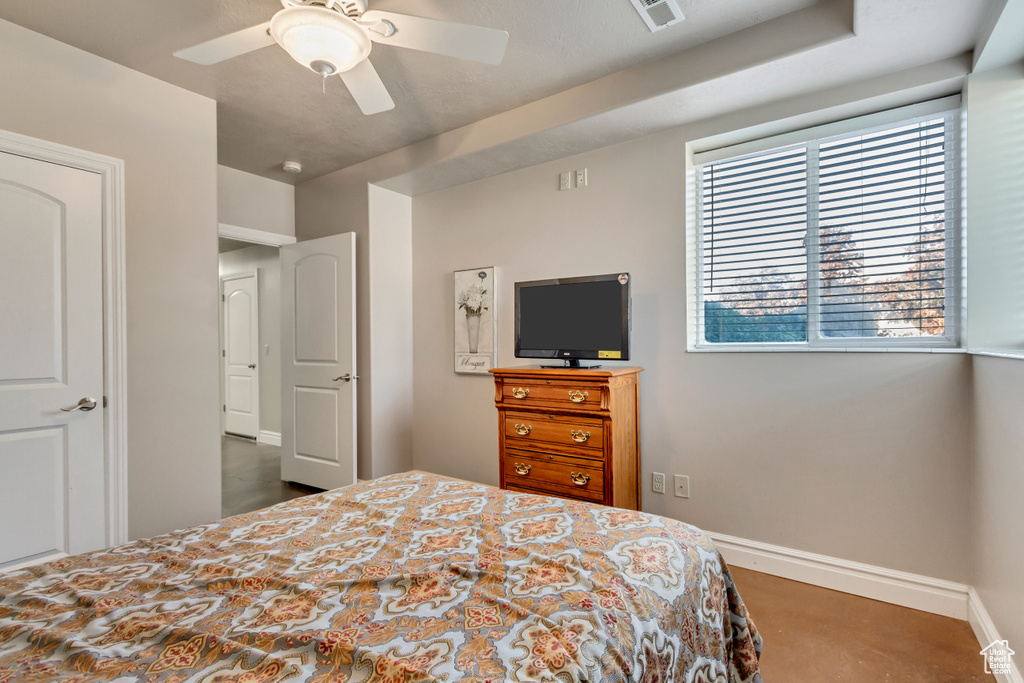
[0,0,997,186]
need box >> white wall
[219,245,283,435]
[412,129,973,582]
[367,186,414,477]
[218,165,295,237]
[965,62,1024,655]
[971,357,1024,657]
[0,19,221,539]
[965,63,1024,352]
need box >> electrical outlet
[652,472,666,494]
[576,168,588,187]
[559,171,571,191]
[674,474,690,498]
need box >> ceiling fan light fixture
[270,5,371,77]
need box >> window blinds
[698,113,955,345]
[701,147,809,343]
[817,119,948,338]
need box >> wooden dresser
[491,366,642,509]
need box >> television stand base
[540,360,602,369]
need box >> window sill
[968,348,1024,361]
[688,345,966,354]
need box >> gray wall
[219,245,283,435]
[218,165,295,237]
[0,19,221,539]
[411,128,973,582]
[965,63,1024,655]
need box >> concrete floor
[730,566,993,682]
[221,435,321,518]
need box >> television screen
[515,273,630,365]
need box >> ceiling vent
[629,0,685,32]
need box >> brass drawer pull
[514,423,533,436]
[570,472,591,486]
[511,387,530,399]
[568,390,589,403]
[570,429,591,443]
[514,463,532,476]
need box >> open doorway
[218,236,316,516]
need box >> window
[695,105,959,348]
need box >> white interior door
[0,151,107,569]
[222,272,260,439]
[281,233,357,490]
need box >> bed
[0,471,761,682]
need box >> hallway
[221,435,320,518]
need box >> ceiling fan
[173,0,509,115]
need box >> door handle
[61,397,97,412]
[333,373,359,382]
[247,363,256,369]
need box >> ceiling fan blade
[173,21,275,65]
[360,10,509,65]
[339,59,395,115]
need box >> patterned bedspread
[0,471,761,682]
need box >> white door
[0,151,107,569]
[281,233,356,490]
[222,272,260,439]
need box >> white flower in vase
[458,283,488,353]
[458,285,488,317]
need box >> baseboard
[706,530,969,620]
[0,551,68,573]
[257,430,282,447]
[968,586,1023,683]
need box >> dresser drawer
[505,484,595,505]
[503,451,604,503]
[500,379,604,411]
[504,412,604,454]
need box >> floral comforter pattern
[0,472,761,682]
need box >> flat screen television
[515,272,631,367]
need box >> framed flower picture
[454,267,496,374]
